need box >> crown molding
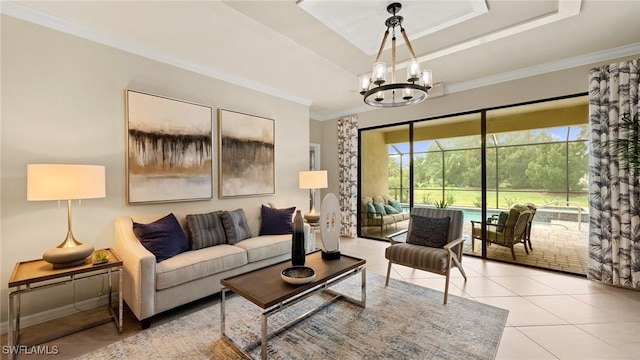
[0,1,313,107]
[446,42,640,94]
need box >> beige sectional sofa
[114,210,310,328]
[361,195,410,236]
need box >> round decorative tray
[281,266,316,285]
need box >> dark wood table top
[221,250,365,309]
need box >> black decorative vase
[291,210,306,266]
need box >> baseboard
[0,294,112,335]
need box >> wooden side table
[7,248,123,358]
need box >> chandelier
[359,2,432,108]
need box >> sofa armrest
[113,216,157,321]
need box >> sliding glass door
[358,94,590,275]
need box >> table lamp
[298,170,328,224]
[27,164,106,268]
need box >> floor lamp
[27,164,106,269]
[298,170,328,224]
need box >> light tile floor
[340,237,640,360]
[2,237,638,359]
[363,219,589,275]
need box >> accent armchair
[471,204,532,260]
[385,208,467,304]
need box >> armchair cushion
[133,213,189,262]
[496,211,508,232]
[385,243,449,273]
[406,216,450,248]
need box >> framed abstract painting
[126,90,213,203]
[218,109,275,198]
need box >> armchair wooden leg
[510,246,516,260]
[443,272,450,304]
[385,261,392,286]
[451,256,467,281]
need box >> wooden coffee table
[220,250,366,360]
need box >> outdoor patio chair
[471,204,532,260]
[385,208,467,304]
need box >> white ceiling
[2,1,639,121]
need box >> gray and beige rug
[75,273,508,359]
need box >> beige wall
[320,54,640,200]
[0,16,310,323]
[310,119,323,145]
[360,131,389,197]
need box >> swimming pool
[415,205,589,224]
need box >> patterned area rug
[75,273,508,360]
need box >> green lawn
[405,188,588,210]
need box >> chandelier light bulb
[407,60,421,82]
[359,74,371,94]
[421,69,433,87]
[373,62,386,85]
[375,91,384,102]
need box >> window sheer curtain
[588,59,639,289]
[337,115,358,237]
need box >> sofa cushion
[132,213,188,262]
[365,201,378,219]
[186,211,227,250]
[221,209,252,244]
[372,202,387,216]
[388,199,403,213]
[372,195,385,204]
[259,205,295,235]
[384,204,399,214]
[155,244,248,290]
[232,234,291,263]
[407,216,450,248]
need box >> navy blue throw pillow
[259,205,295,235]
[132,213,188,262]
[407,216,451,248]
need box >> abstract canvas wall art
[218,109,275,197]
[126,90,213,203]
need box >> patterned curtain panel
[337,115,358,237]
[588,59,640,289]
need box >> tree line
[389,129,589,193]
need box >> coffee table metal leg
[221,288,226,337]
[362,267,367,307]
[261,313,268,360]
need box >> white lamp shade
[27,164,106,201]
[299,170,328,190]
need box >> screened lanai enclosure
[359,95,590,275]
